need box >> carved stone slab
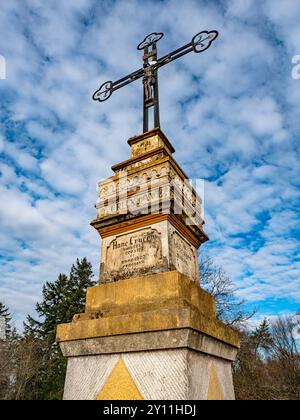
[101,226,168,282]
[170,232,198,282]
[100,221,199,283]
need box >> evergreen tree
[25,273,70,342]
[22,258,95,400]
[252,318,273,357]
[0,302,12,338]
[0,302,15,399]
[66,257,95,320]
[25,258,94,340]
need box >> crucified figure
[93,31,219,133]
[143,65,155,102]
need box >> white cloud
[3,140,39,172]
[226,0,257,19]
[0,0,299,329]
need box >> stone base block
[57,271,239,400]
[61,330,236,400]
[56,272,239,347]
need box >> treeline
[0,257,299,400]
[200,257,300,400]
[234,316,300,399]
[0,258,95,400]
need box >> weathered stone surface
[93,128,208,275]
[56,271,239,348]
[128,128,175,159]
[101,226,167,282]
[96,157,203,229]
[187,351,235,400]
[170,231,198,282]
[57,129,239,400]
[96,357,143,400]
[207,363,224,400]
[62,348,235,400]
[100,221,200,283]
[85,270,216,318]
[59,329,238,361]
[57,305,239,347]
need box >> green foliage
[22,258,95,400]
[252,318,273,356]
[234,314,300,400]
[0,302,12,338]
[3,255,298,400]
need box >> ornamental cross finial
[93,30,218,133]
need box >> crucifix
[93,30,219,133]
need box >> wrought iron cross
[93,30,219,133]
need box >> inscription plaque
[102,228,166,282]
[170,232,197,281]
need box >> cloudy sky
[0,0,299,330]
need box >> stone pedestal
[57,129,239,400]
[57,271,239,400]
[91,128,208,285]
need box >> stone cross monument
[56,32,240,400]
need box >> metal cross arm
[93,30,219,132]
[94,68,144,101]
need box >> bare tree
[234,313,300,400]
[12,337,46,400]
[271,316,299,359]
[0,336,19,399]
[269,315,300,400]
[199,256,255,326]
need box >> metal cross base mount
[93,30,219,133]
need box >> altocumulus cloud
[0,0,299,329]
